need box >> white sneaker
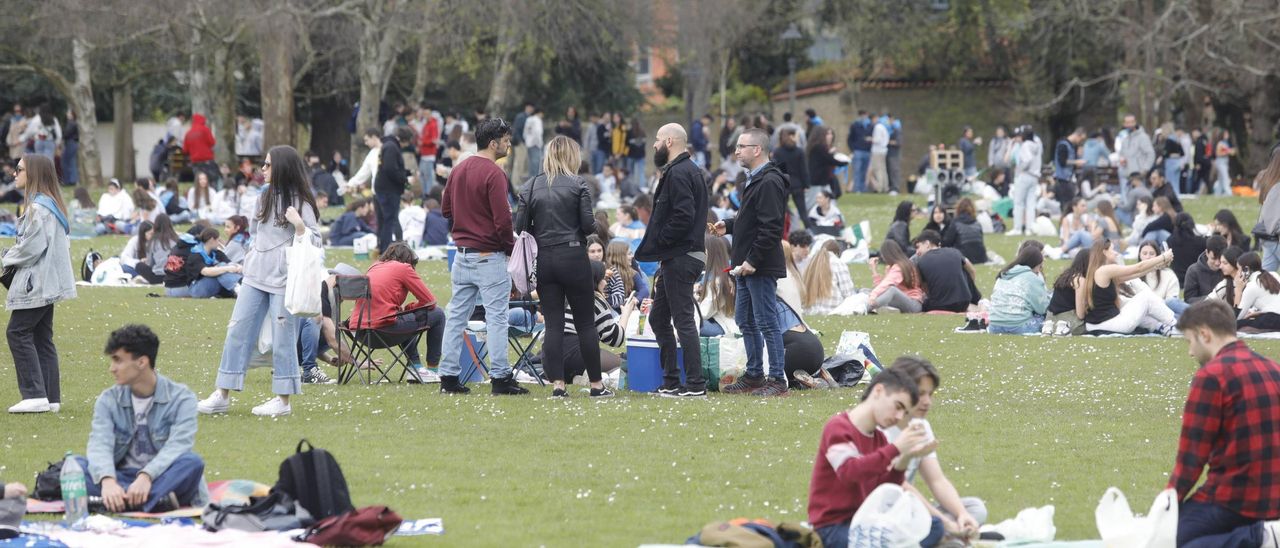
[8,398,51,413]
[197,391,230,414]
[412,366,441,384]
[1040,319,1055,336]
[888,190,899,196]
[1004,229,1024,237]
[49,403,61,413]
[514,370,542,384]
[877,306,901,314]
[251,397,291,417]
[1053,320,1072,336]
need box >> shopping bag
[848,484,932,548]
[700,337,722,391]
[285,232,325,317]
[835,331,883,375]
[507,231,538,296]
[1095,488,1177,548]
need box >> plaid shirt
[1169,340,1280,519]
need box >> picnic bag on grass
[33,460,63,501]
[300,505,403,547]
[274,439,354,520]
[1095,487,1176,548]
[203,490,314,532]
[848,483,932,548]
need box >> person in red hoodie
[183,114,219,187]
[808,367,934,548]
[416,105,440,198]
[349,241,444,382]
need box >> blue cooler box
[457,331,489,384]
[625,337,684,392]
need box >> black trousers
[790,187,813,229]
[783,329,824,379]
[385,307,446,365]
[1053,178,1076,214]
[536,244,602,382]
[649,254,705,390]
[8,304,60,402]
[373,191,401,253]
[1239,312,1280,331]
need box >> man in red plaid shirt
[1172,299,1280,548]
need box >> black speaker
[936,170,964,211]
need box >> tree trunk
[485,2,519,117]
[112,84,134,181]
[188,29,212,119]
[71,38,103,188]
[410,34,431,106]
[1246,74,1280,174]
[260,14,295,150]
[211,44,237,166]
[353,5,403,162]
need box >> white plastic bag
[848,484,933,548]
[1096,488,1177,548]
[832,292,870,315]
[507,231,538,296]
[979,505,1057,543]
[285,233,325,317]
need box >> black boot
[490,376,529,395]
[439,375,471,394]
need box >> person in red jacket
[417,105,440,198]
[183,114,219,187]
[808,367,935,548]
[349,242,444,382]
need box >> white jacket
[524,115,544,148]
[347,147,380,190]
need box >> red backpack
[299,505,403,547]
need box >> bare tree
[338,0,422,162]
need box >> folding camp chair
[332,275,431,385]
[456,301,546,387]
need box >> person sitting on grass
[120,216,179,285]
[697,235,737,337]
[1136,239,1184,315]
[162,228,241,299]
[868,240,924,313]
[808,367,934,548]
[801,240,857,316]
[349,242,444,383]
[1182,235,1226,308]
[79,324,208,513]
[913,230,981,313]
[987,245,1050,334]
[1234,251,1280,332]
[222,215,251,265]
[1169,299,1280,547]
[1169,212,1207,286]
[885,200,917,257]
[1043,251,1090,336]
[941,198,988,265]
[1079,239,1178,335]
[327,199,375,247]
[883,357,986,546]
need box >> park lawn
[0,190,1274,547]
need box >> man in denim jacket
[76,325,207,512]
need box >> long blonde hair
[801,241,841,308]
[782,241,807,304]
[604,240,635,295]
[542,135,581,179]
[699,235,735,317]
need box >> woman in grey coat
[3,155,76,414]
[196,146,320,418]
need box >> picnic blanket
[26,480,269,518]
[6,521,312,547]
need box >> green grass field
[0,189,1273,547]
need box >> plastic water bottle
[60,451,88,529]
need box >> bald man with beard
[634,123,709,397]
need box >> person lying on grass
[80,324,208,513]
[808,368,935,548]
[882,356,985,545]
[1170,299,1280,547]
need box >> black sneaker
[589,387,615,398]
[656,383,682,397]
[721,374,766,394]
[749,379,790,397]
[439,375,471,395]
[490,376,530,395]
[959,318,984,332]
[551,387,569,398]
[677,387,707,398]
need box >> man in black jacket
[374,126,412,253]
[1183,235,1227,304]
[714,128,789,397]
[772,127,810,229]
[635,124,708,398]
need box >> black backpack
[81,249,102,282]
[273,439,354,520]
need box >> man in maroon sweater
[808,368,934,548]
[437,118,527,395]
[1171,299,1280,547]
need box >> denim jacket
[86,373,207,505]
[2,195,76,311]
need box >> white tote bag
[848,484,933,548]
[1096,487,1177,548]
[284,232,325,317]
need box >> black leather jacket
[514,174,595,248]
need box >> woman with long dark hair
[1210,209,1250,251]
[805,126,846,199]
[868,240,923,313]
[886,201,916,254]
[197,145,320,417]
[1235,251,1280,331]
[1078,239,1177,335]
[1168,212,1206,285]
[120,218,177,285]
[698,235,737,336]
[222,215,251,265]
[4,155,76,413]
[1044,251,1091,336]
[514,136,610,398]
[988,246,1049,334]
[1254,144,1280,271]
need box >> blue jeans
[1063,230,1094,254]
[1116,208,1134,228]
[76,453,207,511]
[62,140,79,184]
[164,273,241,298]
[989,314,1045,334]
[215,284,302,395]
[526,146,543,181]
[734,275,784,380]
[438,252,512,378]
[417,157,436,197]
[699,320,725,337]
[1148,229,1172,246]
[1166,157,1185,194]
[852,150,871,193]
[819,517,945,548]
[590,149,607,176]
[1178,501,1262,548]
[1166,298,1191,318]
[1261,239,1280,272]
[299,316,320,374]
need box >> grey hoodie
[3,201,76,310]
